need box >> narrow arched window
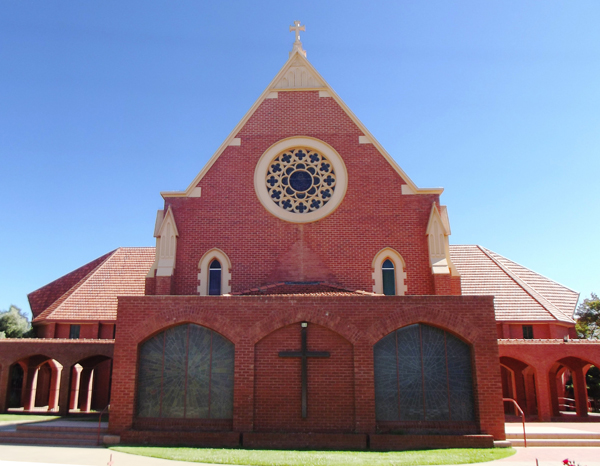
[209,260,222,295]
[382,259,395,296]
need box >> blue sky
[1,1,598,318]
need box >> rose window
[265,148,336,214]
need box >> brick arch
[118,306,244,346]
[249,309,361,345]
[3,353,66,370]
[364,305,483,345]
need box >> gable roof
[449,245,578,323]
[30,247,155,323]
[160,49,443,199]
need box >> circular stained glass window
[265,148,337,215]
[254,137,347,223]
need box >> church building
[1,23,599,450]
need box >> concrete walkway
[0,422,600,466]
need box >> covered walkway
[499,339,600,421]
[0,340,114,416]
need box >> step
[510,438,600,447]
[17,424,107,434]
[507,432,600,439]
[0,431,100,441]
[0,437,99,446]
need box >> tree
[0,305,34,338]
[575,293,600,339]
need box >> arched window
[382,259,395,296]
[372,248,407,295]
[374,324,474,422]
[137,324,234,419]
[209,260,222,295]
[197,249,232,296]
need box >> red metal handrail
[503,398,526,447]
[97,404,109,446]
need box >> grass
[110,446,516,466]
[0,414,60,422]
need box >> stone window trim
[254,136,348,223]
[198,248,232,296]
[372,247,407,296]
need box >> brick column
[57,365,72,416]
[232,341,254,432]
[572,366,589,417]
[78,367,94,412]
[354,343,375,433]
[48,365,62,412]
[69,365,82,410]
[22,364,39,411]
[0,365,10,413]
[535,368,553,421]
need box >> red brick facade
[108,295,505,446]
[4,49,595,452]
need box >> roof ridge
[477,246,573,323]
[33,250,119,322]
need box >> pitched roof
[449,245,578,323]
[232,282,372,297]
[30,248,155,323]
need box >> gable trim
[160,50,443,199]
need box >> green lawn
[0,414,60,422]
[111,446,516,466]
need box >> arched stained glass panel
[382,259,395,296]
[209,260,222,295]
[137,324,234,419]
[374,324,474,422]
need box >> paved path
[1,422,600,466]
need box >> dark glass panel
[522,325,534,339]
[397,324,424,420]
[209,331,235,419]
[209,260,222,296]
[137,332,164,418]
[161,325,188,418]
[382,259,394,269]
[137,324,235,420]
[446,333,475,421]
[421,325,450,420]
[186,324,211,418]
[382,268,395,295]
[374,332,399,420]
[69,325,80,339]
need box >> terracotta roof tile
[28,251,114,318]
[32,247,155,323]
[449,245,578,323]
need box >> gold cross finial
[289,20,305,43]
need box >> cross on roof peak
[289,20,307,57]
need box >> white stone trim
[228,138,241,146]
[318,90,331,98]
[371,247,407,295]
[358,135,371,144]
[197,248,232,296]
[266,91,279,99]
[155,207,179,277]
[254,137,348,223]
[426,204,459,276]
[189,187,202,198]
[401,184,416,195]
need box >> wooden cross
[279,322,330,418]
[289,21,305,43]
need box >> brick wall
[160,91,443,297]
[110,294,504,441]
